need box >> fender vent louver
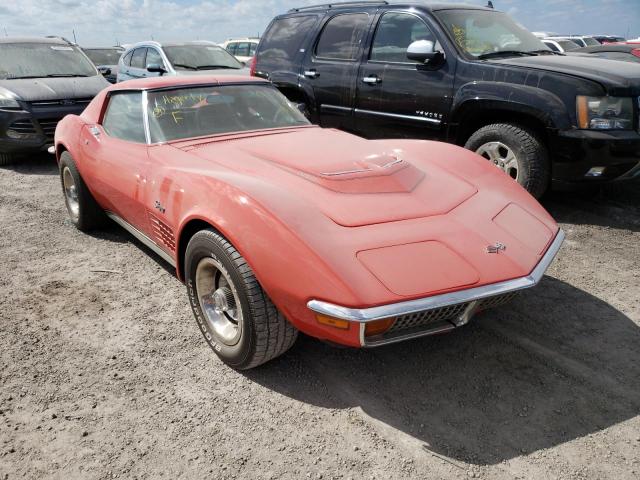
[148,214,176,251]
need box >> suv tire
[465,123,550,198]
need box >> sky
[0,0,638,46]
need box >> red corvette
[54,76,564,369]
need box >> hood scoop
[240,147,424,194]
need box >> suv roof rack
[288,1,388,12]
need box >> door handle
[362,75,382,85]
[303,70,319,79]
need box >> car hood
[0,75,109,101]
[491,55,640,95]
[177,127,479,228]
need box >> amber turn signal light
[364,317,396,337]
[315,314,350,330]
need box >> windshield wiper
[477,50,538,59]
[5,74,89,79]
[528,49,565,56]
[195,65,240,70]
[172,63,197,70]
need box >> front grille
[37,118,63,139]
[386,291,519,335]
[8,119,37,134]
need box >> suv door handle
[303,69,319,79]
[362,75,382,85]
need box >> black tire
[59,151,106,231]
[0,152,16,166]
[185,229,298,369]
[464,123,550,198]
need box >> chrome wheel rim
[476,141,520,181]
[195,257,242,346]
[62,167,80,219]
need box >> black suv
[253,1,640,197]
[0,37,109,165]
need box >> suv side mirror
[147,64,167,75]
[407,40,440,63]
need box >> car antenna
[487,1,494,8]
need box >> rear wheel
[0,152,16,166]
[185,229,298,369]
[465,123,550,198]
[59,151,106,231]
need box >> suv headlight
[577,96,633,130]
[0,89,21,110]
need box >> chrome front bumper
[307,229,565,347]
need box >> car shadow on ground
[245,277,640,466]
[1,153,58,175]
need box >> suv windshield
[146,84,310,142]
[163,45,243,71]
[0,43,98,79]
[435,10,548,58]
[84,48,123,65]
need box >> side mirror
[406,40,440,63]
[99,67,112,76]
[147,64,167,75]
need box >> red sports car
[54,76,564,369]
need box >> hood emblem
[486,242,507,254]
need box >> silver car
[116,41,248,82]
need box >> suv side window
[315,13,369,61]
[145,48,164,68]
[370,12,436,63]
[123,50,133,66]
[131,48,147,69]
[226,43,237,55]
[236,42,251,56]
[249,43,257,56]
[102,92,146,143]
[260,16,318,66]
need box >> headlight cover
[577,96,634,130]
[0,88,21,110]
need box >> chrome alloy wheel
[195,257,242,346]
[62,166,80,219]
[475,141,520,181]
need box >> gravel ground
[0,155,639,480]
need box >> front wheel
[59,151,106,231]
[465,123,550,198]
[185,229,298,369]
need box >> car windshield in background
[559,40,580,51]
[435,10,548,58]
[163,45,243,71]
[146,84,310,142]
[582,37,600,46]
[0,43,98,79]
[84,48,123,65]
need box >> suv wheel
[465,123,550,198]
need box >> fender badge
[486,242,507,254]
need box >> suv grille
[37,118,63,139]
[8,119,37,135]
[30,98,93,107]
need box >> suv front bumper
[550,129,640,187]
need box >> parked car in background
[82,46,124,83]
[542,38,580,53]
[253,2,640,197]
[571,44,640,63]
[221,37,259,64]
[546,35,600,48]
[117,41,247,82]
[54,75,564,369]
[0,36,109,166]
[591,35,626,44]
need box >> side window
[370,12,436,63]
[259,15,318,66]
[226,43,237,55]
[249,43,257,56]
[145,48,164,68]
[315,13,369,60]
[236,42,251,57]
[123,50,133,66]
[544,41,560,52]
[130,48,147,68]
[102,92,146,143]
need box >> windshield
[147,84,310,142]
[84,48,123,65]
[435,10,547,58]
[559,40,580,51]
[163,45,243,71]
[0,43,98,79]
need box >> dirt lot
[0,155,638,480]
